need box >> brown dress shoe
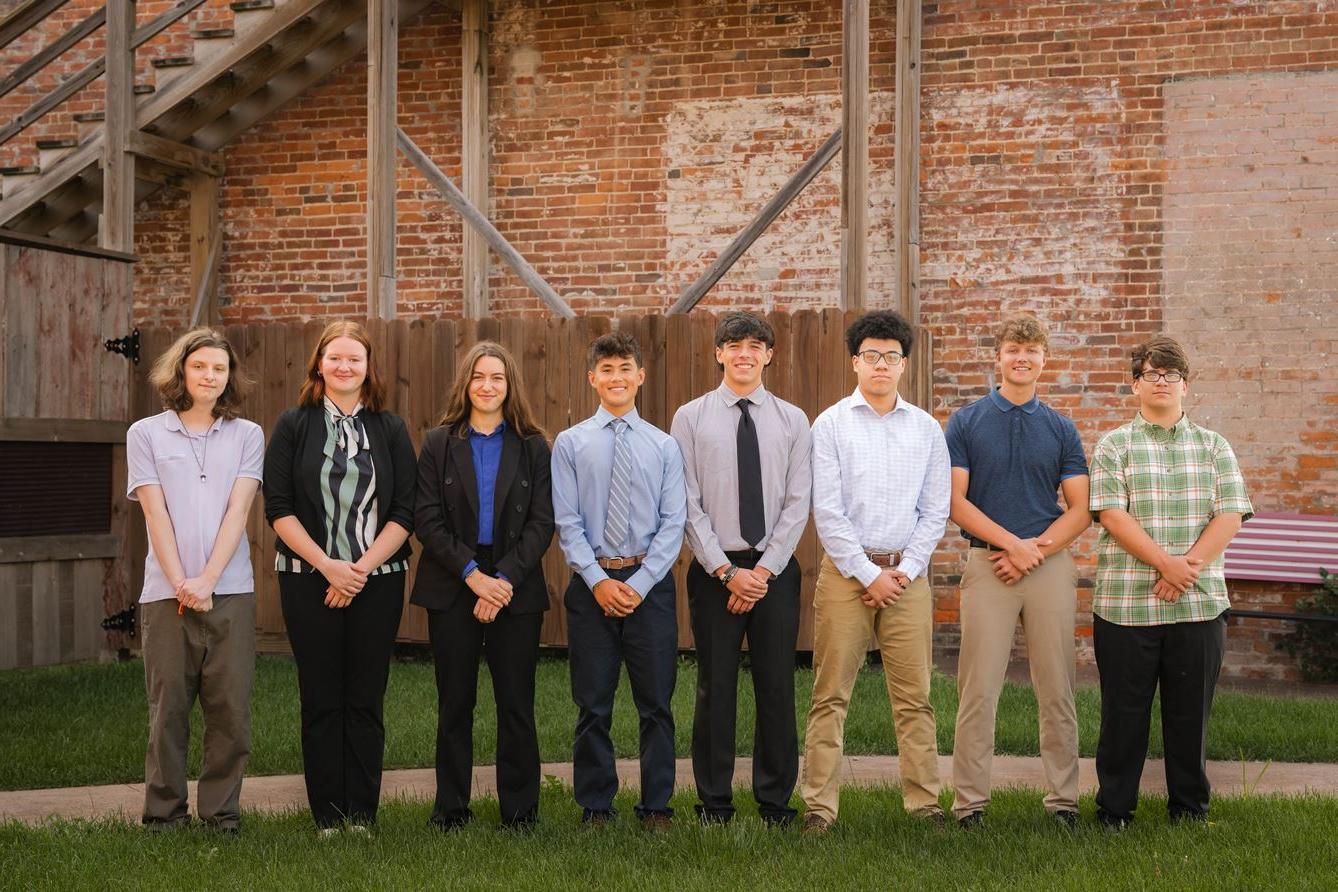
[800,814,832,835]
[641,813,672,833]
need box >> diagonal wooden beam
[0,6,104,101]
[397,128,575,319]
[894,0,922,323]
[0,0,68,51]
[668,128,843,315]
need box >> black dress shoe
[429,812,472,832]
[1096,809,1131,830]
[957,811,985,830]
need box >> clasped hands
[1151,553,1204,603]
[862,567,911,609]
[987,537,1052,585]
[175,575,217,612]
[712,565,770,614]
[321,557,369,609]
[466,568,513,623]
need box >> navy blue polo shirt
[945,388,1088,540]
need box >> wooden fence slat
[3,246,40,416]
[0,565,19,668]
[30,561,61,665]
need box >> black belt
[966,537,1004,552]
[724,548,764,565]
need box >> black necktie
[737,400,765,547]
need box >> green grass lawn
[4,787,1337,891]
[1,653,1336,791]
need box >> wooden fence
[0,235,134,670]
[131,310,932,653]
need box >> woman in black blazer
[411,341,554,830]
[263,320,416,833]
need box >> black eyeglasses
[858,350,905,367]
[1137,371,1184,383]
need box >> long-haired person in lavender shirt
[126,328,263,833]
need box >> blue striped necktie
[603,418,632,555]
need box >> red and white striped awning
[1224,513,1338,585]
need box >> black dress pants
[1094,613,1226,822]
[279,570,405,827]
[427,556,543,827]
[688,555,800,823]
[566,567,678,819]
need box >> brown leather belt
[864,549,903,568]
[597,554,645,570]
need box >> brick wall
[5,0,1337,677]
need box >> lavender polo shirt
[126,411,265,603]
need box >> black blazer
[263,405,417,567]
[409,424,554,615]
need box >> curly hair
[587,331,642,370]
[995,313,1049,352]
[844,310,915,357]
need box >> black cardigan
[409,424,554,615]
[263,405,417,567]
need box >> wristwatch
[718,565,739,584]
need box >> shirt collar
[988,387,1039,415]
[717,381,768,408]
[469,420,507,439]
[595,405,642,430]
[166,412,224,435]
[850,386,908,417]
[1135,411,1191,439]
[324,396,363,419]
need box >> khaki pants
[800,556,940,821]
[141,594,255,829]
[952,549,1078,818]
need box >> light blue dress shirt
[551,406,687,598]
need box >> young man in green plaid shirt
[1089,336,1253,828]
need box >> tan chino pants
[800,556,941,821]
[951,548,1078,818]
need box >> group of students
[126,307,1249,836]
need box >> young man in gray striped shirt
[671,312,812,827]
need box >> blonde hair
[995,313,1050,352]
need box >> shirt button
[444,477,453,485]
[521,480,529,488]
[515,505,523,513]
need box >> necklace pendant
[200,473,207,481]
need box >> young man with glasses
[800,310,950,833]
[671,312,812,827]
[1089,335,1252,828]
[946,314,1091,830]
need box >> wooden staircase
[0,0,441,245]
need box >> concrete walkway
[3,754,1336,826]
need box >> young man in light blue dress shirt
[551,331,687,830]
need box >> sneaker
[800,814,832,835]
[347,823,371,836]
[316,827,341,840]
[1052,810,1079,829]
[957,811,986,830]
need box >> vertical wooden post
[894,0,922,323]
[367,0,397,319]
[189,173,220,325]
[840,0,869,312]
[101,0,135,253]
[462,0,489,319]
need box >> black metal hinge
[101,605,137,637]
[104,328,140,364]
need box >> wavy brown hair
[297,320,388,411]
[437,341,546,440]
[149,328,251,419]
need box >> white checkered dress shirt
[811,388,951,586]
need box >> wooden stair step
[0,165,41,176]
[35,139,77,150]
[230,0,275,11]
[151,56,195,69]
[190,28,236,39]
[134,84,156,95]
[72,112,105,123]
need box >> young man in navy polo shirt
[947,314,1092,829]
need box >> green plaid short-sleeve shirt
[1089,413,1253,626]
